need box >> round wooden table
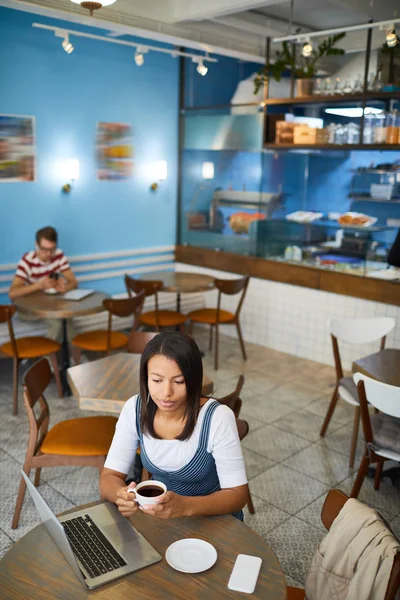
[0,501,286,599]
[13,291,108,395]
[140,271,215,312]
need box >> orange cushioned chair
[125,274,187,331]
[187,275,250,370]
[0,304,62,415]
[71,292,145,364]
[12,357,118,529]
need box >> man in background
[9,226,78,341]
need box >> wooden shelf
[264,91,400,106]
[264,144,400,151]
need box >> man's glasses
[38,246,56,254]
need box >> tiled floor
[0,329,399,590]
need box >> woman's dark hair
[139,331,203,441]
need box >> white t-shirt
[104,396,248,489]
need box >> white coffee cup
[128,480,167,507]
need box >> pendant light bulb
[386,28,397,48]
[302,39,313,57]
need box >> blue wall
[0,7,179,301]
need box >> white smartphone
[227,554,262,594]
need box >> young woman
[100,331,248,520]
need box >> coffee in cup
[129,480,167,507]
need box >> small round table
[13,291,107,395]
[0,501,286,599]
[139,271,215,311]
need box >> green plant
[254,32,346,94]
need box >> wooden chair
[286,489,400,600]
[187,275,250,370]
[12,358,118,529]
[71,292,145,364]
[0,305,62,415]
[217,375,255,515]
[320,317,395,468]
[127,330,158,354]
[124,275,187,331]
[351,373,400,499]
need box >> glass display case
[180,104,400,280]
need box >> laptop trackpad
[103,521,140,547]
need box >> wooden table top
[140,271,215,294]
[0,501,286,599]
[68,353,214,413]
[352,348,400,387]
[13,291,108,319]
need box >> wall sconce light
[202,162,214,179]
[62,159,80,193]
[150,160,167,191]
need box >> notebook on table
[62,289,94,301]
[22,471,161,589]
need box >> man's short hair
[36,226,58,245]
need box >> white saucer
[44,288,58,295]
[165,539,217,573]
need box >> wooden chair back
[23,358,52,455]
[214,276,250,321]
[320,489,400,600]
[0,305,18,357]
[102,292,145,353]
[125,275,164,299]
[217,374,245,418]
[328,317,395,383]
[127,331,158,354]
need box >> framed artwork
[96,122,134,181]
[0,114,36,182]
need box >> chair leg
[71,346,81,365]
[209,324,213,351]
[349,406,360,469]
[49,353,63,399]
[214,324,219,371]
[34,468,42,487]
[12,357,19,416]
[12,468,30,529]
[247,490,255,515]
[236,321,247,361]
[374,459,384,491]
[350,451,370,498]
[319,385,339,438]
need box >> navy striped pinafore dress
[136,396,243,521]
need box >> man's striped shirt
[15,250,70,284]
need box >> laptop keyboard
[62,514,127,579]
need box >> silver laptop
[62,289,94,301]
[22,471,161,589]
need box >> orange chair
[286,489,400,599]
[0,305,62,415]
[187,275,250,370]
[127,330,158,354]
[12,358,118,529]
[71,292,145,363]
[124,275,187,331]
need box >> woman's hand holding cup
[116,483,139,518]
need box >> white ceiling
[1,0,398,61]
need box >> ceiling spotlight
[134,47,147,66]
[302,39,313,57]
[62,35,74,54]
[70,1,117,17]
[386,27,398,47]
[197,59,208,76]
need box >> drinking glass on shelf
[347,122,360,144]
[313,78,323,95]
[323,78,333,95]
[334,124,345,144]
[333,77,341,95]
[327,123,336,144]
[342,79,352,95]
[352,76,363,93]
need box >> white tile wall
[176,262,400,371]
